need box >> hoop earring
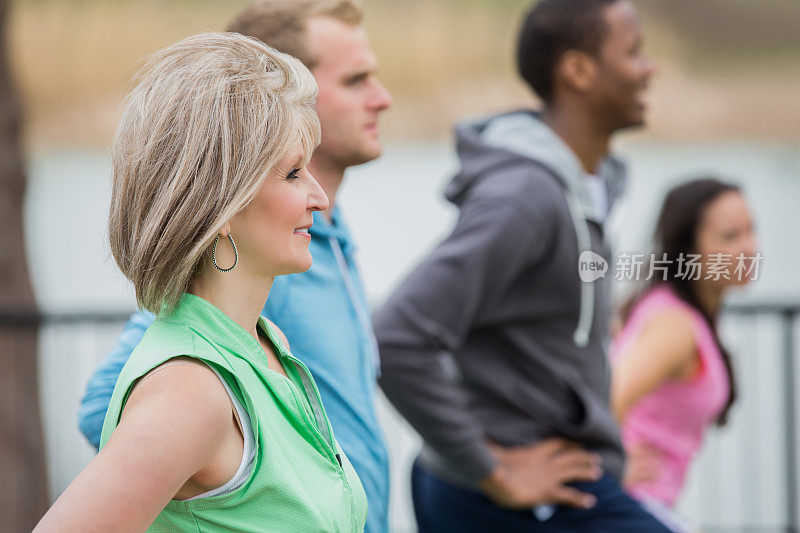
[212,234,238,272]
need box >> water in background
[25,140,800,531]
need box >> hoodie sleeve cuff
[462,445,498,483]
[430,440,498,485]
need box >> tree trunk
[0,0,49,530]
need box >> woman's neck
[189,265,273,339]
[695,280,724,317]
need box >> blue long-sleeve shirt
[79,206,390,533]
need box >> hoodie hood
[445,110,627,347]
[310,206,356,258]
[446,110,626,219]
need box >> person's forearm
[378,344,496,483]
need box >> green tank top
[99,293,367,532]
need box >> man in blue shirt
[78,2,393,532]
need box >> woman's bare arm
[35,361,236,532]
[611,309,698,423]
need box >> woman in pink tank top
[610,178,758,528]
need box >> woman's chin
[268,252,313,277]
[289,254,313,274]
[722,277,753,292]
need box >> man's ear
[557,50,598,95]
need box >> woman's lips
[293,228,311,239]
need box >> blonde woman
[35,32,367,532]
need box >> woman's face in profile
[695,190,758,288]
[229,141,329,277]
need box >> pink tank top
[610,285,730,507]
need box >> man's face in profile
[306,17,392,169]
[590,0,656,131]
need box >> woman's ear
[218,222,232,238]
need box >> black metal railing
[723,301,800,533]
[0,309,134,327]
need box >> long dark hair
[621,177,741,425]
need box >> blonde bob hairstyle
[108,32,320,314]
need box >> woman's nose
[306,172,329,212]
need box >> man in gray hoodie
[374,0,672,531]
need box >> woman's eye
[285,168,300,181]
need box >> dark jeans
[411,459,677,533]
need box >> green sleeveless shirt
[99,294,368,532]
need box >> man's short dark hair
[516,0,618,103]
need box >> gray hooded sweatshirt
[374,110,627,488]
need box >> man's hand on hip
[480,438,603,510]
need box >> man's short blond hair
[108,32,320,314]
[226,0,364,69]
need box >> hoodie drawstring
[564,193,594,348]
